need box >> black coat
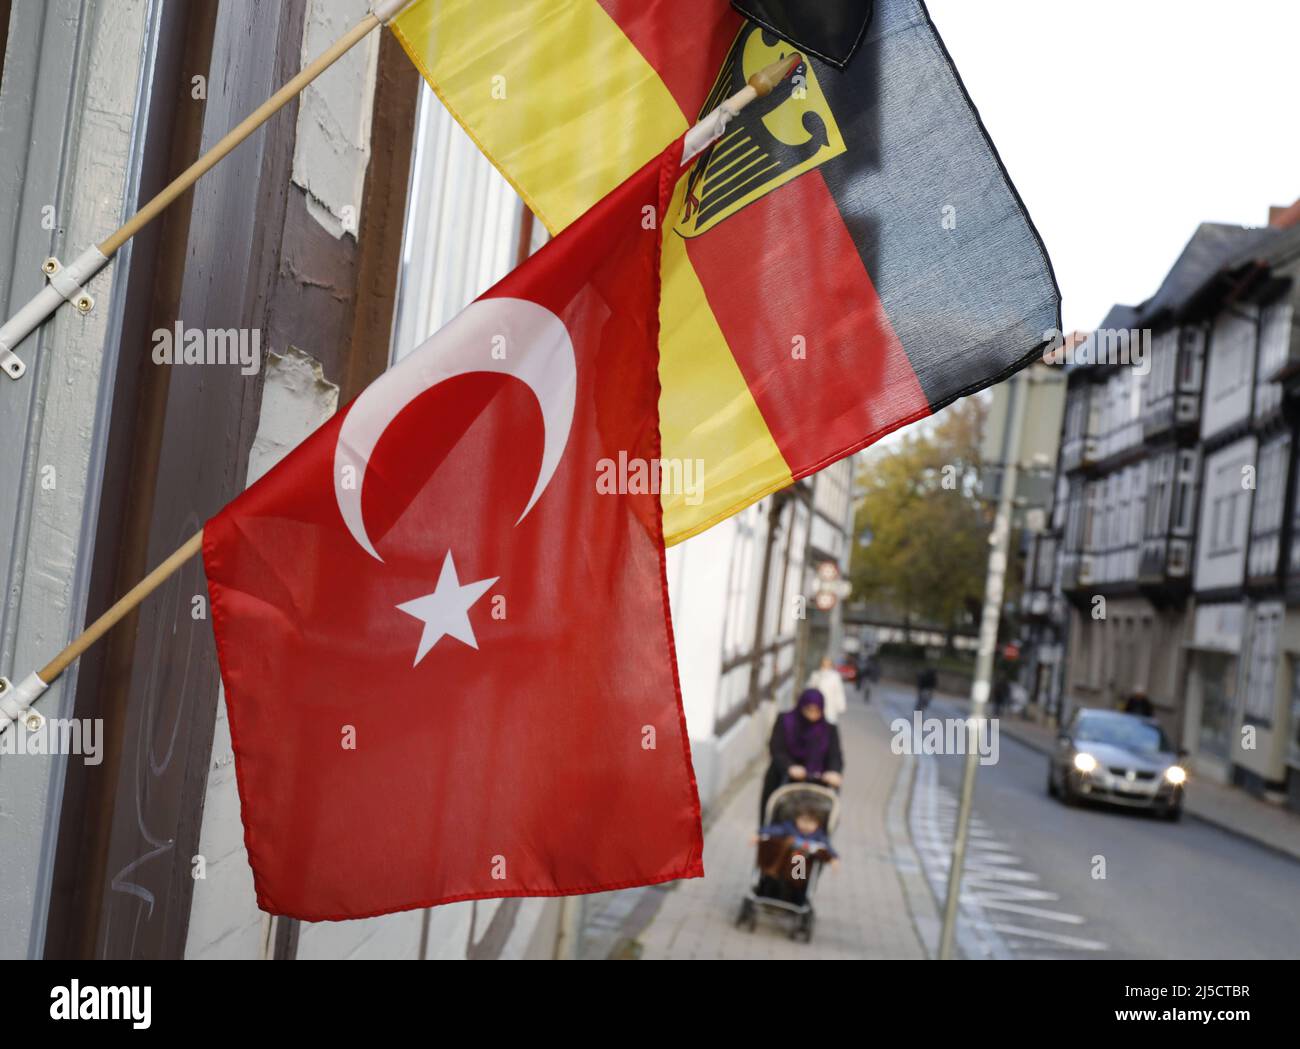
[767,717,844,778]
[759,717,844,823]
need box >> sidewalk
[994,707,1300,863]
[582,699,929,959]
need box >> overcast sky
[926,0,1300,334]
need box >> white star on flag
[396,552,498,665]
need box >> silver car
[1048,709,1186,820]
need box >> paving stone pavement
[629,696,927,960]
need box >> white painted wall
[665,517,738,741]
[1201,307,1258,442]
[291,0,380,238]
[0,0,154,961]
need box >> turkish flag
[203,140,703,921]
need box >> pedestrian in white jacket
[808,658,847,725]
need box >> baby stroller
[735,782,841,943]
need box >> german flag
[389,0,1060,543]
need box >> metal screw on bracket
[75,294,94,314]
[24,711,44,731]
[42,257,60,276]
[0,679,7,692]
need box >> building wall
[10,0,427,959]
[0,0,156,962]
[1063,598,1186,719]
[1055,219,1300,808]
[1201,307,1258,441]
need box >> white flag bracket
[371,0,418,23]
[0,246,109,381]
[0,673,50,737]
[681,51,803,167]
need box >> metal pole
[554,895,584,959]
[937,368,1028,959]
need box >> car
[1047,708,1187,820]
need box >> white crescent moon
[334,297,576,561]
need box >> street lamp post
[937,367,1028,959]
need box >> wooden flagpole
[0,530,203,734]
[38,531,205,684]
[1,50,804,729]
[97,13,382,256]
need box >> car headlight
[1164,765,1187,785]
[1073,752,1098,773]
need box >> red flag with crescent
[202,140,703,921]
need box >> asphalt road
[874,684,1300,960]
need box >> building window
[1210,492,1237,554]
[1173,450,1199,534]
[1207,450,1250,558]
[1197,652,1236,759]
[1259,299,1294,382]
[1178,325,1206,390]
[1131,462,1147,549]
[1156,330,1177,400]
[1243,604,1283,726]
[1211,310,1256,405]
[1084,481,1101,554]
[1203,308,1259,439]
[1254,299,1291,420]
[1249,434,1289,585]
[1145,452,1172,538]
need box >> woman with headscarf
[758,689,844,824]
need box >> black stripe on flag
[730,0,875,69]
[813,0,1061,410]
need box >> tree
[850,397,991,643]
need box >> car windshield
[1074,714,1170,754]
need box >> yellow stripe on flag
[659,178,792,545]
[391,0,687,233]
[392,1,795,545]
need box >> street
[882,685,1300,960]
[591,684,1300,960]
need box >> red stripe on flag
[684,170,931,475]
[597,0,742,119]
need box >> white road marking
[896,696,1109,957]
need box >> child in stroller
[735,782,841,942]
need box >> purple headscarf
[779,689,833,776]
